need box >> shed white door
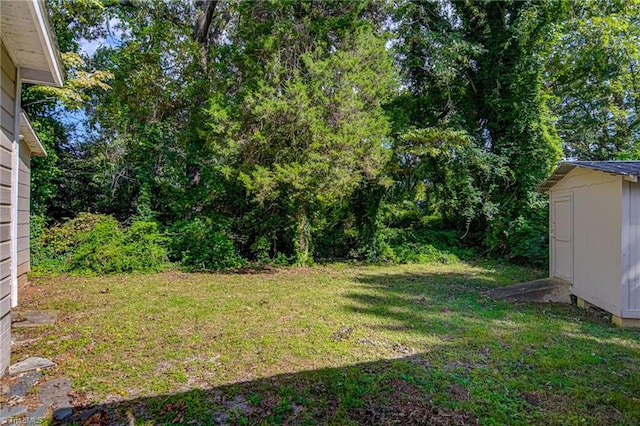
[551,194,573,283]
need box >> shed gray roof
[538,161,640,191]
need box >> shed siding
[552,167,623,314]
[0,40,15,375]
[624,181,640,316]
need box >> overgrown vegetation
[25,0,640,270]
[32,213,168,274]
[168,218,245,271]
[13,263,640,424]
[31,213,470,273]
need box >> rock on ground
[8,357,56,376]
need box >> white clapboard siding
[0,273,9,299]
[0,40,16,376]
[0,313,10,371]
[0,127,12,151]
[16,141,30,277]
[0,241,10,262]
[17,235,28,252]
[0,147,11,169]
[0,223,9,242]
[0,291,8,318]
[0,206,10,224]
[0,167,12,187]
[0,187,10,206]
[0,258,9,281]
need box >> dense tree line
[27,0,640,270]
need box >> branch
[22,97,60,108]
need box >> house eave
[0,0,65,87]
[20,112,46,157]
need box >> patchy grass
[10,261,640,425]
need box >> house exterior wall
[551,167,623,315]
[1,0,62,377]
[0,40,16,375]
[623,181,640,317]
[17,139,30,286]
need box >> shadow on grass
[51,267,640,425]
[59,355,480,425]
[58,338,640,425]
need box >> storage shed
[539,161,640,326]
[1,0,64,375]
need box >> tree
[389,0,564,260]
[546,0,640,160]
[215,1,396,263]
[25,0,113,220]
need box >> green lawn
[13,262,640,425]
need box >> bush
[390,242,460,264]
[502,215,548,267]
[250,236,271,265]
[382,227,474,264]
[485,195,549,267]
[169,218,245,271]
[34,213,169,274]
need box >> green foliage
[224,12,396,262]
[34,213,168,274]
[392,127,507,230]
[383,227,474,265]
[485,195,549,267]
[250,236,271,265]
[30,214,49,267]
[169,218,245,271]
[30,0,639,270]
[546,0,640,160]
[389,243,459,265]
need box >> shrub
[485,195,549,267]
[33,213,169,274]
[122,221,169,271]
[391,242,460,264]
[250,236,271,265]
[169,218,245,271]
[382,227,474,264]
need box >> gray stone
[485,277,571,303]
[6,382,29,399]
[0,406,27,422]
[38,378,72,407]
[53,406,74,421]
[25,405,48,422]
[68,407,99,423]
[6,371,42,398]
[38,378,73,423]
[8,357,56,376]
[11,310,60,328]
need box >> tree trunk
[295,208,310,265]
[194,0,218,45]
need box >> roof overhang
[537,163,576,192]
[20,112,46,157]
[538,161,640,192]
[0,0,64,87]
